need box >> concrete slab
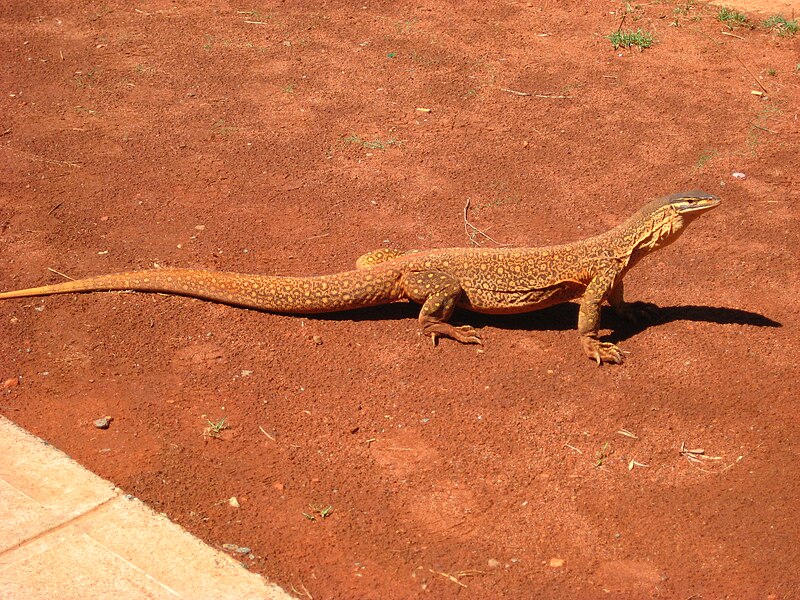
[0,417,116,553]
[0,416,294,599]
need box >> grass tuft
[717,7,748,28]
[607,29,653,50]
[763,14,798,36]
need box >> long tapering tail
[0,267,404,313]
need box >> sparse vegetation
[670,1,701,25]
[696,148,718,169]
[717,7,748,28]
[210,119,238,136]
[595,442,610,468]
[672,1,695,16]
[303,505,333,521]
[203,417,228,438]
[73,69,96,88]
[607,29,653,50]
[763,14,799,36]
[342,134,402,150]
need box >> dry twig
[463,198,508,247]
[258,426,276,442]
[428,568,484,588]
[499,87,530,96]
[720,30,744,40]
[47,267,74,280]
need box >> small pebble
[94,416,112,429]
[2,378,19,389]
[312,335,323,345]
[487,558,501,569]
[549,558,565,568]
[229,496,240,508]
[732,172,746,180]
[273,482,285,491]
[222,543,251,554]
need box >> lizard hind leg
[402,271,482,345]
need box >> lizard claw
[422,322,482,345]
[582,337,627,365]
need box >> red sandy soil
[1,1,799,598]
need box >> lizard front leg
[579,273,626,365]
[402,271,481,345]
[608,281,659,324]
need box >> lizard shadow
[311,303,780,341]
[603,304,781,344]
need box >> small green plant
[767,68,777,76]
[203,417,228,438]
[763,14,799,36]
[607,29,654,50]
[717,7,748,28]
[595,442,610,468]
[303,505,333,521]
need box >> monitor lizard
[0,190,720,365]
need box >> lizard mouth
[675,195,721,214]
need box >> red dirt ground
[1,1,799,598]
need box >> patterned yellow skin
[0,191,720,364]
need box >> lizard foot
[424,323,482,346]
[615,301,660,324]
[581,337,627,366]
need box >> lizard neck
[594,204,687,272]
